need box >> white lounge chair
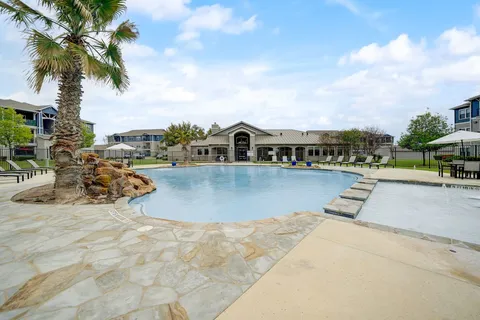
[334,156,344,166]
[319,155,332,165]
[7,160,45,175]
[341,156,356,167]
[291,156,297,162]
[354,155,373,167]
[272,155,278,163]
[27,159,52,173]
[369,156,394,169]
[282,156,288,162]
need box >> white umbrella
[106,143,136,161]
[428,131,480,160]
[106,143,136,150]
[427,131,480,144]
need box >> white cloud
[164,48,177,57]
[325,0,384,30]
[122,43,158,58]
[474,4,480,18]
[242,64,270,76]
[176,4,258,47]
[176,31,200,42]
[422,56,480,83]
[438,27,480,55]
[179,64,198,79]
[127,0,191,20]
[340,34,426,65]
[272,27,280,35]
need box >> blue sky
[1,0,480,142]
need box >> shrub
[453,155,480,161]
[13,155,35,161]
[356,155,367,162]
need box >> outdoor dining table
[450,162,464,178]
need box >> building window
[323,148,328,156]
[337,148,343,156]
[197,149,203,155]
[308,147,320,156]
[204,149,209,155]
[459,108,470,120]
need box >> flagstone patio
[0,173,323,319]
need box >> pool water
[129,166,358,222]
[357,182,480,244]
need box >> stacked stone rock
[82,153,156,201]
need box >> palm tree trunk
[52,54,84,201]
[182,145,189,164]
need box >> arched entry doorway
[234,132,250,161]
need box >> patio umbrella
[106,143,136,160]
[106,143,136,151]
[428,131,480,160]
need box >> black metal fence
[0,148,52,171]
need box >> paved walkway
[0,173,322,319]
[219,219,480,320]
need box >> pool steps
[324,179,378,219]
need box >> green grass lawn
[388,159,446,173]
[2,159,55,169]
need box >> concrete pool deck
[218,219,480,320]
[0,165,479,319]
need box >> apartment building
[450,94,480,132]
[108,129,165,156]
[0,99,95,158]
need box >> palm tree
[0,0,138,201]
[162,122,204,164]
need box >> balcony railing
[25,119,37,126]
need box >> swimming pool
[357,182,480,244]
[129,166,358,222]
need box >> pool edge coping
[116,165,480,252]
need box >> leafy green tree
[0,107,34,149]
[81,124,95,148]
[162,122,204,163]
[0,0,138,200]
[339,128,363,155]
[398,111,452,165]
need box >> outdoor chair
[354,156,373,167]
[369,156,394,169]
[437,160,444,177]
[27,160,52,173]
[272,156,278,163]
[0,166,29,183]
[341,156,356,167]
[319,155,332,165]
[291,156,297,162]
[460,161,480,179]
[282,156,288,162]
[7,160,45,175]
[334,156,344,166]
[450,160,465,178]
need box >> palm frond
[91,0,127,24]
[72,0,93,22]
[70,42,129,93]
[110,20,138,44]
[9,0,54,28]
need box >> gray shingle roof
[1,99,94,124]
[450,102,470,110]
[256,130,320,145]
[191,136,229,146]
[114,129,165,136]
[0,99,43,112]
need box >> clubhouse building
[170,121,394,162]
